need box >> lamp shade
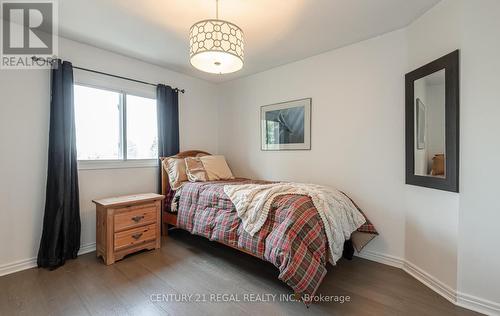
[189,19,244,74]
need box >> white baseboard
[356,250,500,316]
[79,242,97,255]
[0,257,38,277]
[0,242,96,277]
[457,292,500,316]
[355,249,404,269]
[403,260,456,304]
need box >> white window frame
[74,83,159,170]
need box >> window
[74,85,122,160]
[126,95,158,159]
[74,84,158,167]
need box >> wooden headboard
[159,150,211,200]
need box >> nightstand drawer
[114,224,157,251]
[114,205,157,232]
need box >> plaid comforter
[175,179,328,300]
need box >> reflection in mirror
[413,69,446,178]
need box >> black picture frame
[405,50,459,192]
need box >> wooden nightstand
[93,193,164,265]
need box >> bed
[160,150,378,302]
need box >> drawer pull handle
[132,233,143,240]
[131,215,144,223]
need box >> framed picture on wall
[261,98,311,151]
[416,98,426,150]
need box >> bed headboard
[159,150,211,207]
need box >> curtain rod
[31,56,185,94]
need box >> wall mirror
[405,50,459,192]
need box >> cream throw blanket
[223,182,366,264]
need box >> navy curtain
[156,84,179,192]
[37,60,81,269]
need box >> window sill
[78,159,159,170]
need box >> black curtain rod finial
[32,55,57,65]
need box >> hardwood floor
[0,230,480,316]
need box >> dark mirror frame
[405,50,459,193]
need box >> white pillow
[199,155,235,180]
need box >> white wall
[218,29,408,260]
[0,37,219,273]
[458,0,500,309]
[0,66,50,271]
[407,1,500,312]
[404,0,462,292]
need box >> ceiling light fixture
[189,0,244,74]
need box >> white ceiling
[59,0,440,83]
